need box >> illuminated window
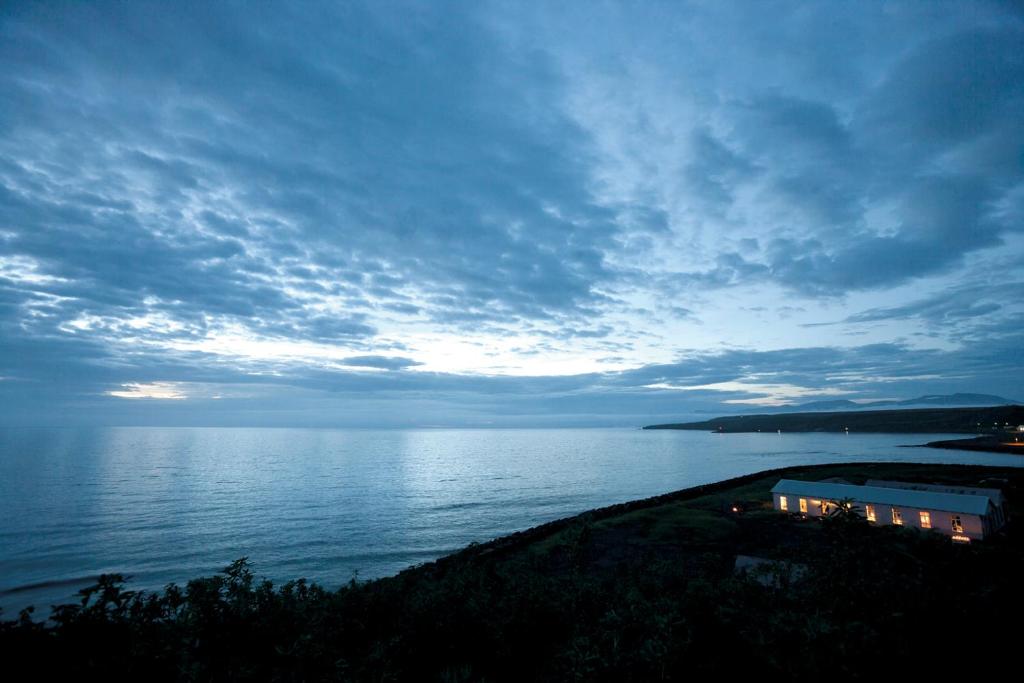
[951,515,963,533]
[892,508,903,525]
[919,511,931,528]
[780,496,788,511]
[865,504,876,522]
[799,498,808,513]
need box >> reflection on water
[1,427,1020,612]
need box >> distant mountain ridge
[644,404,1024,433]
[765,393,1019,413]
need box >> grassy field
[498,461,1023,576]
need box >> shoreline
[925,436,1024,455]
[404,459,1021,573]
[9,459,1012,612]
[643,404,1024,433]
[7,460,1023,678]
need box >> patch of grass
[595,504,737,544]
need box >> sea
[2,426,1021,615]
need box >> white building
[864,479,1009,529]
[770,478,1008,542]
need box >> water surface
[2,427,1020,613]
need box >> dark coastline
[645,404,1024,433]
[925,436,1024,455]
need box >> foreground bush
[3,510,1023,681]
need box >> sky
[1,1,1022,427]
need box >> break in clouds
[1,1,1022,426]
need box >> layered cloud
[0,1,1021,426]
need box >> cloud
[843,283,1024,327]
[6,333,1020,427]
[1,1,622,340]
[338,356,423,371]
[0,1,1022,426]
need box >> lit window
[799,498,808,513]
[866,504,876,522]
[919,511,931,529]
[951,515,963,533]
[892,508,903,525]
[780,496,788,511]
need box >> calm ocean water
[2,427,1021,614]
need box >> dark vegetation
[3,462,1024,680]
[927,435,1024,454]
[644,403,1024,433]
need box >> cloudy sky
[1,1,1022,427]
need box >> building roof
[865,479,1005,505]
[771,479,994,516]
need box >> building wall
[862,504,985,540]
[772,492,987,540]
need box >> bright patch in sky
[108,383,188,400]
[645,381,851,406]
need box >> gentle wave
[1,575,101,597]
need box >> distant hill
[644,404,1024,433]
[765,393,1019,413]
